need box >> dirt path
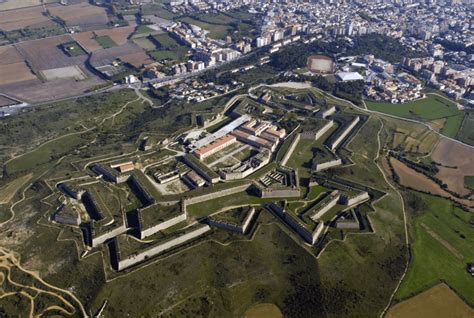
[420,223,464,260]
[0,246,87,317]
[376,118,410,318]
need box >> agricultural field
[0,61,37,85]
[366,94,464,139]
[395,192,474,306]
[381,115,440,156]
[389,157,471,207]
[40,65,87,81]
[456,112,474,146]
[1,34,107,102]
[387,283,473,318]
[0,44,38,86]
[95,35,117,49]
[133,37,156,51]
[15,34,87,71]
[0,5,55,31]
[46,2,109,28]
[431,138,474,197]
[0,0,57,11]
[60,41,87,57]
[73,26,135,52]
[465,176,474,191]
[149,32,189,62]
[177,10,257,40]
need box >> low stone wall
[117,225,211,271]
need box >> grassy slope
[366,94,463,138]
[396,193,474,305]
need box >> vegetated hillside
[366,94,465,140]
[0,85,409,317]
[396,191,474,306]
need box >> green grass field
[178,12,255,40]
[149,33,188,62]
[95,35,117,49]
[61,41,87,57]
[5,133,89,174]
[366,95,463,138]
[456,112,474,146]
[464,176,474,191]
[396,193,474,305]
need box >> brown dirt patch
[0,6,53,31]
[390,158,472,208]
[0,62,37,85]
[428,118,447,132]
[0,95,16,106]
[386,283,473,318]
[15,34,89,71]
[431,138,474,197]
[245,303,283,318]
[0,45,25,64]
[73,26,135,53]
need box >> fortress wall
[118,225,211,271]
[129,175,155,206]
[219,155,271,180]
[208,219,243,233]
[329,116,360,150]
[54,214,81,226]
[315,120,335,140]
[336,222,359,229]
[311,222,325,244]
[266,203,313,244]
[281,133,301,166]
[311,193,341,221]
[209,207,257,234]
[184,183,252,206]
[92,224,128,247]
[241,207,257,234]
[314,159,342,172]
[319,106,337,119]
[182,156,220,184]
[342,191,370,206]
[259,188,301,198]
[140,213,187,239]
